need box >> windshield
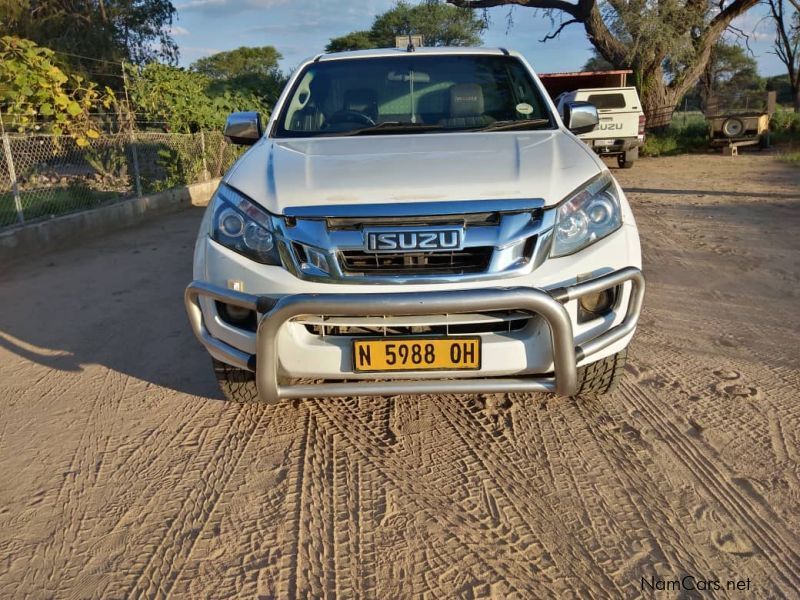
[274,54,554,138]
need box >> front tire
[212,358,259,403]
[575,348,628,395]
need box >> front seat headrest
[449,83,485,117]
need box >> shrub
[642,119,709,157]
[0,36,114,145]
[770,108,800,144]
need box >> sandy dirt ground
[0,153,799,599]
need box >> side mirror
[224,111,263,145]
[563,101,598,135]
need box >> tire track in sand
[126,401,265,598]
[618,377,800,592]
[312,399,549,598]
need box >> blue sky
[172,0,785,77]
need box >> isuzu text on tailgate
[184,46,645,403]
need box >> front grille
[304,319,529,337]
[339,247,493,275]
[325,212,501,231]
[298,310,533,337]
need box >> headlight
[209,184,282,265]
[551,172,622,257]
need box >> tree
[0,0,178,76]
[192,46,281,80]
[448,0,760,126]
[326,31,375,53]
[191,47,286,112]
[326,1,486,52]
[696,42,763,109]
[0,36,114,145]
[767,0,800,110]
[371,0,486,46]
[582,51,613,72]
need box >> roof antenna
[407,34,415,53]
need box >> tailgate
[581,110,640,140]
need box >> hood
[225,131,602,215]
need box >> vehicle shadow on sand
[0,207,222,400]
[625,187,798,200]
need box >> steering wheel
[325,110,376,127]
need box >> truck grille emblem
[364,228,463,252]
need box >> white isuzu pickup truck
[185,47,644,404]
[555,87,645,168]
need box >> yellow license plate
[353,337,481,372]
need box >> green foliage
[192,47,287,110]
[192,46,281,80]
[642,119,710,157]
[326,31,376,53]
[146,146,197,192]
[0,0,178,75]
[371,0,485,46]
[126,63,271,132]
[703,43,763,108]
[0,36,114,145]
[678,42,764,112]
[582,52,614,72]
[766,74,797,105]
[770,107,800,143]
[326,1,485,52]
[85,143,129,188]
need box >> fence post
[1,132,24,224]
[200,131,209,181]
[130,131,142,198]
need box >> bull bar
[185,267,644,404]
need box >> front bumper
[185,267,644,404]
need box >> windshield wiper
[336,122,443,136]
[474,118,552,132]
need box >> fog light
[216,301,257,332]
[225,304,251,321]
[578,287,617,323]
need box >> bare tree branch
[540,17,580,41]
[448,0,581,18]
[766,0,799,108]
[668,0,760,100]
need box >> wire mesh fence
[0,131,243,230]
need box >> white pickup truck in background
[556,87,645,168]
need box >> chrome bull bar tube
[184,281,260,371]
[257,287,577,404]
[184,267,644,404]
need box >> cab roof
[314,46,519,62]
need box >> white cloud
[176,0,289,14]
[169,25,191,36]
[180,46,223,61]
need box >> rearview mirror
[387,70,431,83]
[562,101,598,135]
[223,111,263,146]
